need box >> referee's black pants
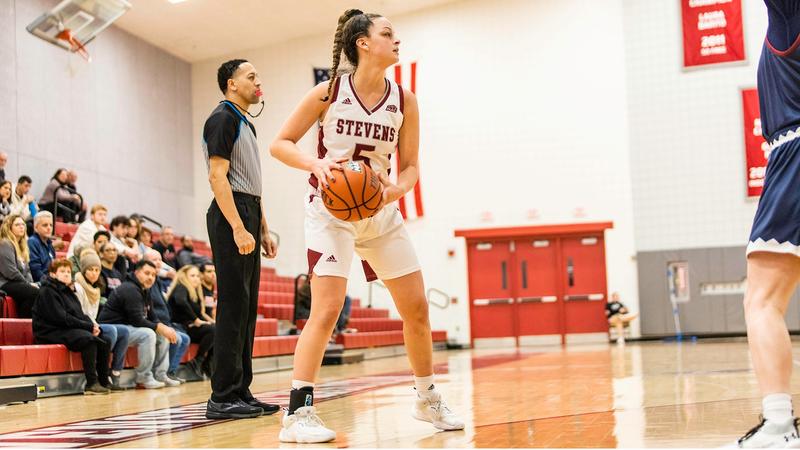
[207,192,261,403]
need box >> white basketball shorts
[304,194,420,281]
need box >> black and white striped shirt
[202,101,262,197]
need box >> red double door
[464,227,610,345]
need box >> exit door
[458,222,613,345]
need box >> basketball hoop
[56,28,91,62]
[26,0,130,63]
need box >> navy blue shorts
[748,134,800,256]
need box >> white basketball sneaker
[412,389,465,431]
[736,416,800,448]
[278,406,337,443]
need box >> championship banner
[741,88,769,198]
[681,0,745,68]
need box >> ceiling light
[168,0,189,4]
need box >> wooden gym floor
[0,340,791,447]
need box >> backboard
[26,0,131,61]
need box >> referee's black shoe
[205,399,263,419]
[242,395,280,415]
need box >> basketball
[320,160,384,221]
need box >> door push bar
[563,293,605,301]
[473,298,514,306]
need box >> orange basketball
[321,160,384,221]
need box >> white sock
[763,393,793,423]
[111,370,120,376]
[291,379,315,390]
[414,374,435,397]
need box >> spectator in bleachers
[32,259,112,395]
[110,215,140,266]
[199,263,217,319]
[97,260,180,389]
[152,226,177,268]
[143,249,190,383]
[73,250,127,389]
[67,205,108,258]
[12,176,38,235]
[125,217,144,258]
[294,276,354,341]
[99,243,124,295]
[92,230,110,255]
[0,180,13,223]
[68,243,89,277]
[65,170,87,222]
[168,265,216,379]
[73,246,106,291]
[0,152,7,182]
[175,236,210,269]
[28,211,59,282]
[335,295,355,337]
[127,217,141,241]
[39,169,81,223]
[139,226,153,252]
[0,214,38,317]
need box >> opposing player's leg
[737,252,800,448]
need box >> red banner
[741,88,769,198]
[681,0,745,67]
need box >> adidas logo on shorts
[326,255,337,263]
[342,98,352,105]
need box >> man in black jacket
[98,260,179,389]
[143,249,191,382]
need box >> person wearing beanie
[75,248,129,390]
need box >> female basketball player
[737,1,800,448]
[269,9,464,444]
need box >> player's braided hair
[322,9,381,101]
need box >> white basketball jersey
[309,73,405,191]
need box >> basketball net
[56,28,91,62]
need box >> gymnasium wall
[623,0,767,252]
[622,1,771,336]
[191,0,640,344]
[0,0,195,232]
[637,245,800,336]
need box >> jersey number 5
[353,144,375,167]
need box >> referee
[203,59,279,419]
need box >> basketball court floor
[0,340,787,448]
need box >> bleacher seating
[0,222,450,382]
[0,317,280,377]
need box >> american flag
[313,67,330,85]
[391,62,424,220]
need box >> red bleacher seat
[335,330,447,349]
[47,346,72,373]
[350,307,390,319]
[0,346,26,376]
[257,304,294,321]
[345,318,403,332]
[54,222,79,241]
[1,296,17,318]
[252,335,299,357]
[255,318,278,336]
[258,292,294,305]
[1,319,33,345]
